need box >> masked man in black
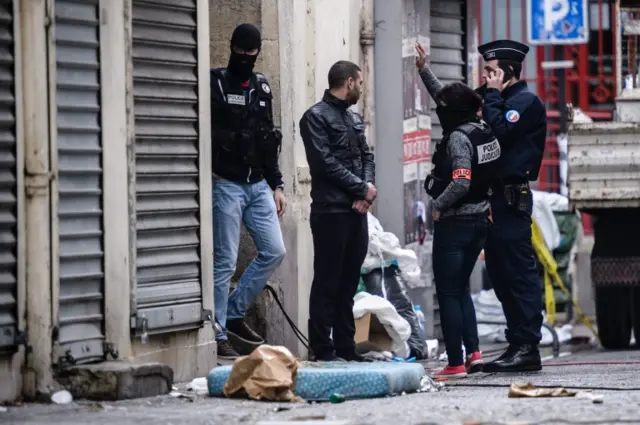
[210,24,287,359]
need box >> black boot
[490,344,518,363]
[483,345,542,373]
[226,319,264,355]
[226,319,265,344]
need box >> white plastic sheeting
[362,213,422,287]
[473,289,573,346]
[353,292,412,358]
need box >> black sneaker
[217,339,240,360]
[227,319,265,344]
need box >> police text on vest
[477,139,501,164]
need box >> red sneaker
[434,365,467,379]
[466,351,484,373]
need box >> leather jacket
[299,90,375,213]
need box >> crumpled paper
[223,344,303,402]
[508,382,577,398]
[417,375,444,393]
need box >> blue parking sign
[527,0,589,45]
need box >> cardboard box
[354,312,393,353]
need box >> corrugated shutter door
[132,0,203,333]
[55,0,105,364]
[430,0,466,144]
[0,0,18,350]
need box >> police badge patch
[261,83,271,94]
[505,110,520,123]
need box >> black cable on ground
[447,382,640,392]
[264,284,312,353]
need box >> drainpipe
[21,0,54,396]
[360,0,375,148]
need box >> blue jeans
[433,213,489,366]
[213,178,286,341]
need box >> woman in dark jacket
[416,42,500,378]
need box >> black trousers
[308,211,369,358]
[484,189,543,346]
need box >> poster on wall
[403,129,431,245]
[402,39,417,122]
[402,0,433,247]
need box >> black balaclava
[434,83,482,135]
[228,23,261,82]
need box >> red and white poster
[403,129,431,164]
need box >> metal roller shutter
[54,0,105,364]
[132,0,204,334]
[430,0,466,144]
[0,0,18,350]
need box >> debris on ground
[0,406,7,413]
[508,382,577,398]
[50,390,73,405]
[222,345,303,402]
[186,377,208,395]
[169,391,196,401]
[416,375,444,393]
[360,351,391,362]
[329,393,346,403]
[507,383,603,403]
[576,391,604,404]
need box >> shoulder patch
[505,109,520,123]
[261,82,271,94]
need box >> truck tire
[595,286,632,350]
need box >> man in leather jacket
[210,24,287,360]
[299,60,376,361]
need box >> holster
[424,174,449,199]
[503,183,530,212]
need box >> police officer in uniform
[416,42,501,377]
[210,24,287,359]
[477,40,547,372]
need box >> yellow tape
[531,219,600,345]
[544,272,556,326]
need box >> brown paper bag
[222,344,303,402]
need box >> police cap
[478,39,529,63]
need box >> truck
[567,90,640,349]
